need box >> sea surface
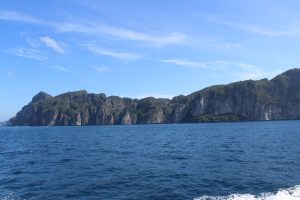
[0,121,300,200]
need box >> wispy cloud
[161,58,256,70]
[213,42,240,49]
[92,65,110,73]
[234,68,265,80]
[0,10,187,46]
[161,59,208,69]
[161,58,269,80]
[99,27,186,46]
[56,23,187,46]
[4,71,15,78]
[8,48,47,61]
[0,10,41,23]
[210,18,300,37]
[84,44,140,62]
[231,67,286,80]
[55,66,71,72]
[19,32,41,48]
[40,36,66,54]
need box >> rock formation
[9,68,300,126]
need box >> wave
[0,192,23,200]
[194,185,300,200]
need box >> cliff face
[9,68,300,126]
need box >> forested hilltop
[9,68,300,126]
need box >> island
[9,68,300,126]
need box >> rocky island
[9,68,300,126]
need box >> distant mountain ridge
[9,68,300,126]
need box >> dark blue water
[1,121,300,200]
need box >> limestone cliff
[9,68,300,126]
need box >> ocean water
[0,121,300,200]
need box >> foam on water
[194,185,300,200]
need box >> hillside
[9,68,300,126]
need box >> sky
[1,0,300,121]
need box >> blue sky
[1,0,300,121]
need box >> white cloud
[55,66,71,72]
[92,65,110,72]
[213,42,241,49]
[235,68,265,80]
[100,27,186,46]
[210,18,300,37]
[4,71,15,78]
[55,23,186,46]
[160,59,280,80]
[0,10,186,46]
[161,58,256,70]
[161,58,271,80]
[214,61,257,69]
[8,48,47,61]
[232,67,286,81]
[222,64,284,81]
[161,59,207,69]
[0,10,41,23]
[2,11,248,49]
[40,36,66,54]
[84,44,140,62]
[19,33,41,48]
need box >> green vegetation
[9,68,300,126]
[190,114,242,122]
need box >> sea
[0,121,300,200]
